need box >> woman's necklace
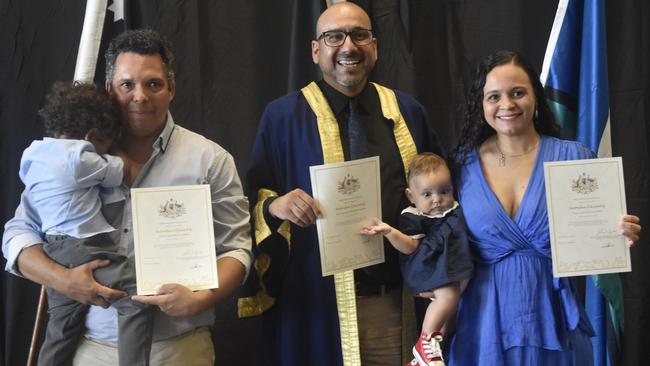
[494,136,539,167]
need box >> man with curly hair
[3,30,252,365]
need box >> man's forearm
[17,244,69,291]
[201,257,246,310]
[17,244,125,307]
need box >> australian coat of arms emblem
[159,198,187,218]
[337,173,361,194]
[571,172,599,194]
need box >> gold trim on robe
[238,188,287,317]
[253,188,279,245]
[237,251,276,317]
[302,82,361,366]
[371,82,419,363]
[252,188,292,245]
[302,81,418,366]
[371,82,417,177]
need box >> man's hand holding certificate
[131,185,219,295]
[544,157,632,277]
[310,157,384,276]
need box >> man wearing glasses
[242,2,442,365]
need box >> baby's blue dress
[448,136,596,365]
[399,204,473,294]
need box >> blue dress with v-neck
[448,135,596,365]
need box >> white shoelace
[421,341,441,359]
[424,335,443,356]
[414,334,446,366]
[421,335,445,365]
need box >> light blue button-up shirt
[19,138,124,238]
[3,114,253,342]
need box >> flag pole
[73,0,108,83]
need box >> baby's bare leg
[421,282,461,335]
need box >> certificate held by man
[131,184,219,295]
[310,156,384,276]
[544,157,631,277]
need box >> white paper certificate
[131,185,219,295]
[310,156,384,276]
[544,157,631,277]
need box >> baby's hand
[361,218,392,236]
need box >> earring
[534,108,539,121]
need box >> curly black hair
[452,50,561,164]
[39,82,120,140]
[105,29,175,87]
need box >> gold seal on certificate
[310,156,384,276]
[544,157,631,277]
[131,185,219,295]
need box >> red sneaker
[412,332,445,366]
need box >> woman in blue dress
[446,50,641,365]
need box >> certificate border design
[131,184,218,295]
[545,157,631,277]
[310,156,384,276]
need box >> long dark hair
[452,50,560,164]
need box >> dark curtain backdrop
[1,0,648,365]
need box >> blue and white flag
[541,0,622,365]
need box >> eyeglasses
[316,29,374,47]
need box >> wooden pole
[26,286,47,366]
